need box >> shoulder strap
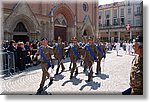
[86,44,97,61]
[71,46,80,59]
[95,44,104,58]
[40,47,51,68]
[56,43,62,55]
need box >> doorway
[54,26,67,42]
[13,35,29,43]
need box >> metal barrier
[0,51,15,76]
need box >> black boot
[70,73,73,79]
[55,68,59,75]
[48,78,53,86]
[37,86,43,94]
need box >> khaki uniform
[96,44,106,74]
[69,44,80,79]
[78,43,86,67]
[53,42,65,75]
[37,45,53,87]
[84,44,97,81]
[130,55,143,95]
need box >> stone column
[51,16,54,41]
[130,30,132,40]
[118,31,120,42]
[108,30,110,42]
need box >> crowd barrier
[0,51,15,76]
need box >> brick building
[2,0,99,42]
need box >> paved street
[0,48,135,95]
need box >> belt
[41,60,50,63]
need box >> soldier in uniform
[53,36,65,75]
[79,36,88,72]
[36,38,53,93]
[130,35,143,95]
[84,36,97,82]
[69,37,80,79]
[96,38,106,75]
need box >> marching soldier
[53,36,65,75]
[79,36,88,71]
[84,36,97,82]
[95,38,106,75]
[36,38,53,93]
[69,37,80,79]
[130,35,143,95]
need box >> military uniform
[79,37,88,71]
[53,37,65,75]
[36,38,53,93]
[84,37,97,81]
[69,37,80,79]
[96,42,106,74]
[130,55,143,95]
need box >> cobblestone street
[1,49,135,95]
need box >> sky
[98,0,125,5]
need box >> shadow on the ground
[54,74,65,81]
[106,51,113,54]
[117,54,123,57]
[79,80,101,91]
[93,73,109,80]
[62,77,82,86]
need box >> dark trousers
[56,59,65,74]
[96,58,102,74]
[87,60,94,82]
[70,60,78,78]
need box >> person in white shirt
[125,41,129,54]
[116,42,120,56]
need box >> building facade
[2,0,99,42]
[98,0,143,43]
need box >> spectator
[16,42,26,71]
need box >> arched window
[14,22,28,32]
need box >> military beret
[135,35,143,43]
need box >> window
[14,22,28,32]
[120,8,124,17]
[106,15,109,18]
[106,20,110,26]
[137,7,141,14]
[113,9,117,18]
[99,16,101,19]
[128,8,131,14]
[83,2,88,12]
[128,20,131,24]
[128,0,130,6]
[136,19,141,25]
[113,19,118,25]
[121,18,125,25]
[105,10,110,18]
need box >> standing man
[130,35,143,95]
[36,38,53,93]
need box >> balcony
[99,24,126,30]
[134,12,142,16]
